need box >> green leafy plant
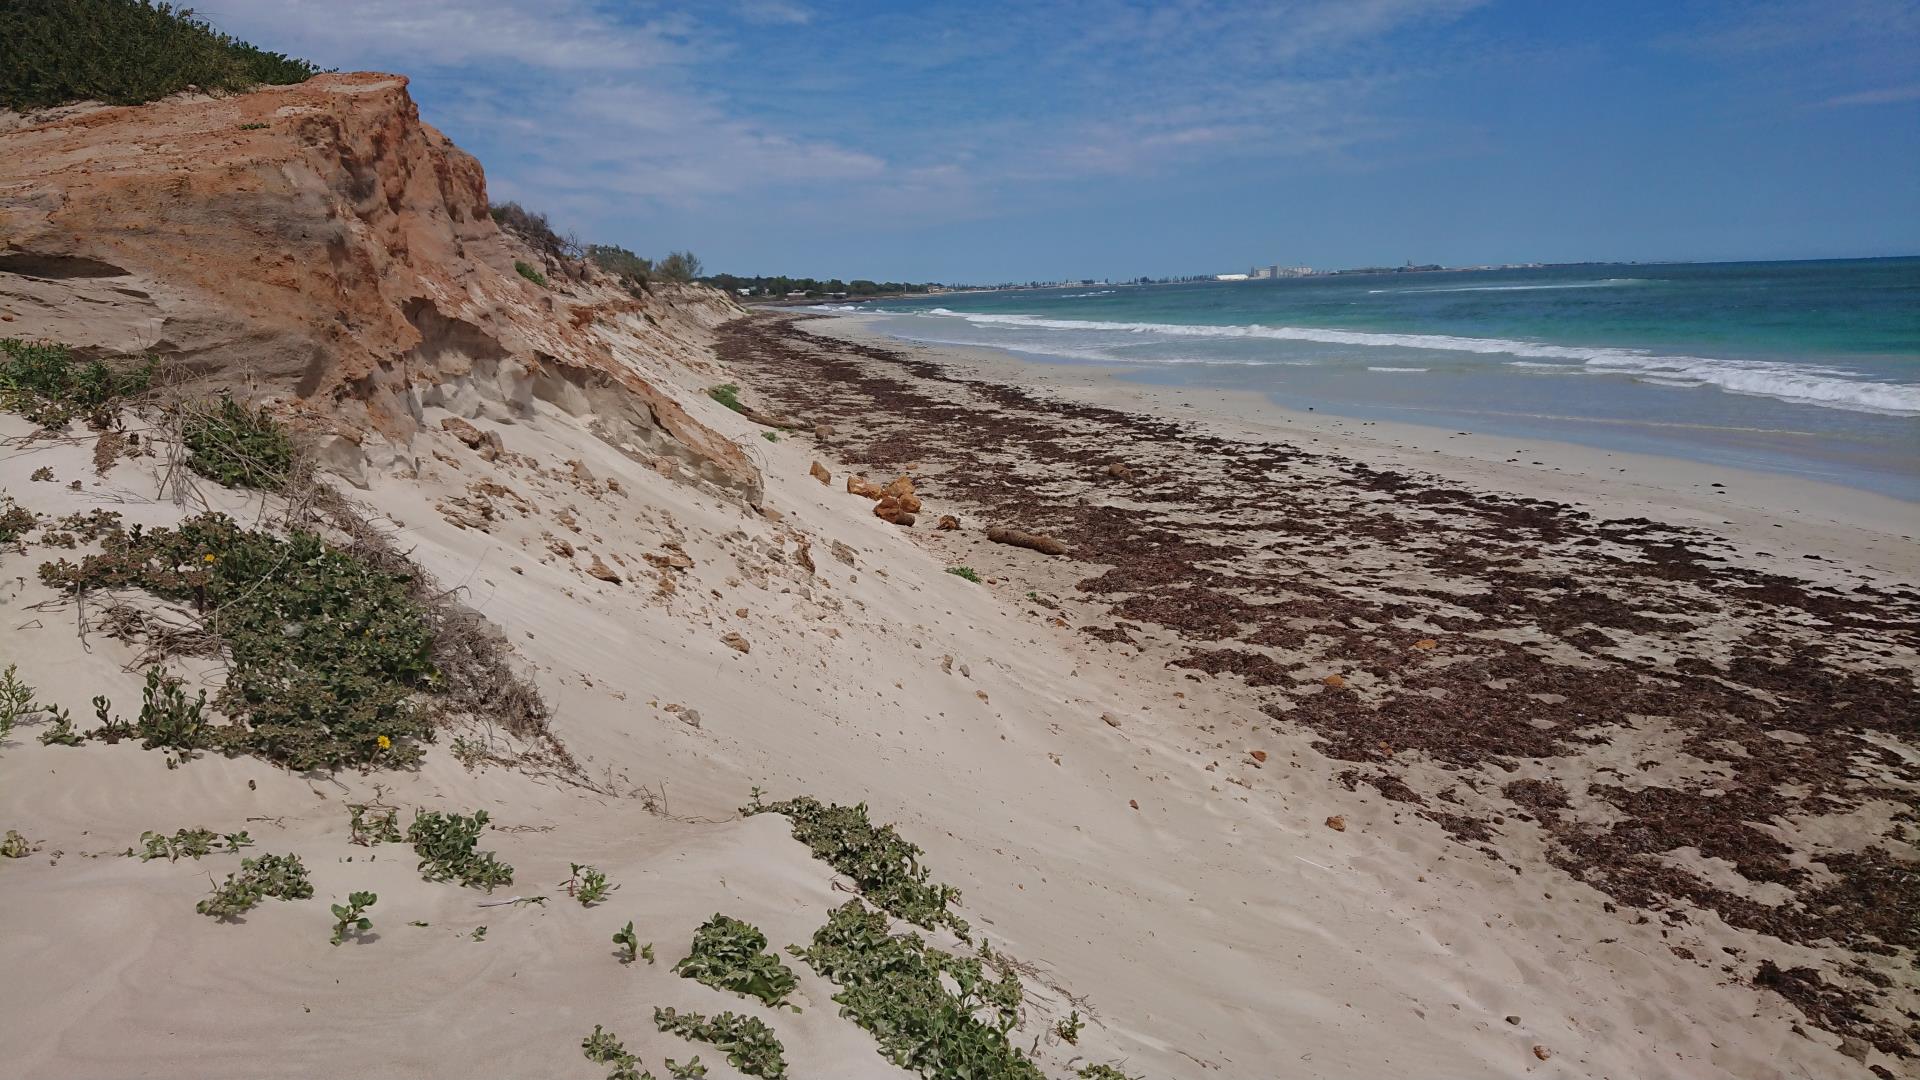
[2,830,30,858]
[181,395,295,491]
[946,566,981,583]
[330,890,376,945]
[666,1057,707,1079]
[38,705,84,746]
[652,1006,786,1080]
[642,941,656,964]
[88,694,136,743]
[564,862,615,906]
[708,384,746,413]
[348,803,402,846]
[0,663,33,745]
[761,431,778,443]
[406,809,512,891]
[581,1025,652,1080]
[0,498,36,543]
[470,925,488,941]
[614,920,640,964]
[0,338,153,427]
[743,793,969,938]
[134,827,216,861]
[0,0,323,110]
[238,121,268,130]
[513,260,549,288]
[1076,1066,1139,1080]
[41,514,438,770]
[797,900,1037,1080]
[1055,1010,1084,1045]
[131,665,213,757]
[196,852,314,919]
[674,914,799,1009]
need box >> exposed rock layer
[0,73,757,498]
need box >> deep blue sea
[830,258,1920,499]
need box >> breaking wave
[917,310,1920,415]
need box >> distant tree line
[1,0,324,111]
[701,274,939,298]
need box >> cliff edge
[0,72,758,499]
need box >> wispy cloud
[1818,83,1920,107]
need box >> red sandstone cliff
[0,72,757,498]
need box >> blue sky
[215,1,1920,283]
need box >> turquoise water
[835,258,1920,499]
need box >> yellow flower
[375,735,392,750]
[203,554,216,563]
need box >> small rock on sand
[721,632,751,654]
[1325,815,1347,832]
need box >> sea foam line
[1366,278,1645,295]
[919,309,1920,415]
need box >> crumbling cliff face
[0,72,757,499]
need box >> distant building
[786,291,808,299]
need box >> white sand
[0,307,1903,1079]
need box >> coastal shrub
[666,1058,705,1079]
[0,663,33,744]
[329,890,376,945]
[406,808,513,891]
[0,498,37,543]
[0,338,154,428]
[1076,1067,1139,1080]
[196,852,313,919]
[657,250,703,284]
[946,566,981,583]
[652,1006,786,1080]
[514,260,549,288]
[674,914,799,1009]
[797,900,1037,1080]
[0,0,323,110]
[587,244,652,292]
[761,430,778,442]
[743,791,970,938]
[38,514,437,770]
[490,202,580,267]
[181,395,295,491]
[708,384,746,413]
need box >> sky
[210,0,1920,283]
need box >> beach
[723,311,1920,1071]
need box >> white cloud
[1819,83,1920,107]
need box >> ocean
[827,258,1920,499]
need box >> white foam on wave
[1366,278,1646,295]
[1367,366,1429,372]
[1058,289,1115,298]
[918,309,1920,415]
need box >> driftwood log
[986,527,1069,556]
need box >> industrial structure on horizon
[1216,263,1314,281]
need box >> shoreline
[718,310,1920,1071]
[814,313,1918,584]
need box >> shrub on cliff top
[0,0,322,111]
[587,244,652,292]
[490,201,580,268]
